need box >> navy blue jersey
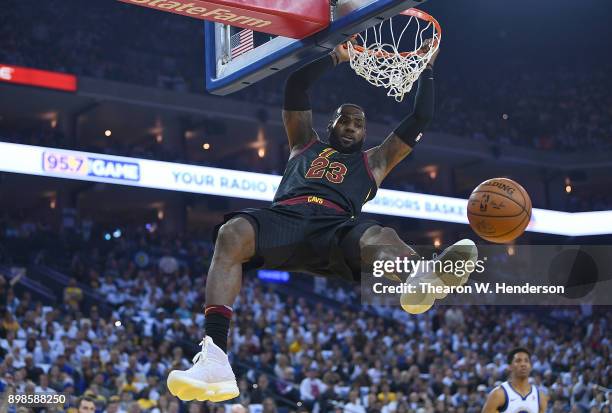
[273,140,378,216]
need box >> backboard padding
[205,0,428,95]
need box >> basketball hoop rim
[350,8,442,58]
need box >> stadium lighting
[157,209,164,220]
[113,229,122,238]
[203,143,210,150]
[433,238,441,248]
[423,165,437,180]
[104,233,111,241]
[156,134,163,143]
[565,185,572,193]
[502,113,509,120]
[49,198,56,209]
[104,130,112,137]
[258,148,265,158]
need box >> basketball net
[347,9,441,102]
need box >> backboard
[205,0,428,95]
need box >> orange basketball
[467,178,532,243]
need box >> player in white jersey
[482,348,548,413]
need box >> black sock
[204,305,232,353]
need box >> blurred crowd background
[1,0,611,153]
[0,219,610,412]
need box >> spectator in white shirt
[344,390,366,413]
[300,368,327,410]
[33,337,57,365]
[34,373,56,394]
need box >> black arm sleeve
[392,67,435,147]
[284,54,335,111]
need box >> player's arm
[366,40,438,186]
[481,387,506,413]
[538,390,548,413]
[283,44,346,157]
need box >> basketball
[467,178,532,243]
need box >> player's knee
[215,217,255,260]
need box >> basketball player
[167,39,477,402]
[482,348,548,413]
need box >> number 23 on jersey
[305,156,348,184]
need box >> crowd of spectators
[0,0,199,92]
[1,218,610,413]
[241,63,612,154]
[564,193,612,213]
[1,0,611,152]
[429,66,612,152]
[1,2,611,409]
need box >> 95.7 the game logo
[42,151,141,182]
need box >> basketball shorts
[212,198,381,282]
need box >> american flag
[230,29,254,59]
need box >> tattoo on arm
[283,54,337,157]
[367,133,413,186]
[283,110,316,156]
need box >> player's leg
[206,216,256,307]
[167,216,255,402]
[358,225,420,281]
[354,225,478,313]
[359,225,477,285]
[356,225,438,313]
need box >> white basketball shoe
[401,239,478,313]
[431,238,478,292]
[167,336,239,402]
